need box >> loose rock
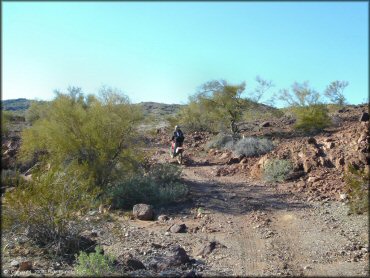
[133,204,154,220]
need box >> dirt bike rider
[171,125,185,158]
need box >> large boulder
[132,204,154,220]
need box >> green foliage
[241,97,284,123]
[1,169,24,188]
[20,86,144,188]
[263,159,293,183]
[75,246,117,276]
[232,137,274,157]
[110,163,188,209]
[147,163,182,184]
[1,111,12,136]
[175,99,217,132]
[179,80,249,134]
[293,104,331,133]
[344,165,369,214]
[277,82,331,133]
[278,81,321,107]
[25,101,50,124]
[324,80,348,106]
[3,165,99,257]
[205,133,234,150]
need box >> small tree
[278,81,331,133]
[324,80,348,106]
[193,80,248,137]
[249,75,274,103]
[20,86,144,189]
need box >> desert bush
[277,82,331,133]
[1,111,12,136]
[1,169,23,188]
[25,101,50,124]
[324,80,348,107]
[263,159,293,182]
[110,164,188,209]
[20,86,144,189]
[344,165,369,214]
[205,133,234,150]
[175,100,217,133]
[293,104,331,133]
[3,166,99,257]
[232,137,274,157]
[75,246,117,276]
[147,163,182,184]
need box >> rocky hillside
[2,98,31,111]
[155,104,369,202]
[1,103,369,276]
[136,102,185,118]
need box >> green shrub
[344,165,369,214]
[110,164,188,209]
[1,169,23,188]
[75,246,117,276]
[3,165,99,257]
[232,137,274,157]
[205,133,234,150]
[293,104,331,133]
[25,101,50,124]
[1,111,12,136]
[263,159,293,182]
[19,87,144,189]
[147,163,182,184]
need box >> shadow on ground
[164,178,311,217]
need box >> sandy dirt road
[161,148,369,276]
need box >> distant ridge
[2,98,31,111]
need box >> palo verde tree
[278,81,331,133]
[20,86,144,189]
[189,80,248,137]
[324,80,349,107]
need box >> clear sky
[3,2,369,106]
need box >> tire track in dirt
[156,148,368,276]
[182,162,270,276]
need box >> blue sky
[3,2,369,106]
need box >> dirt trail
[159,147,369,276]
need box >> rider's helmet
[175,125,179,131]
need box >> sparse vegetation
[324,80,348,107]
[109,163,188,209]
[344,165,369,214]
[263,159,293,183]
[232,137,274,157]
[205,133,234,150]
[1,169,23,188]
[278,82,331,133]
[75,246,117,276]
[3,165,99,257]
[1,110,12,136]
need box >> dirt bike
[170,141,184,165]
